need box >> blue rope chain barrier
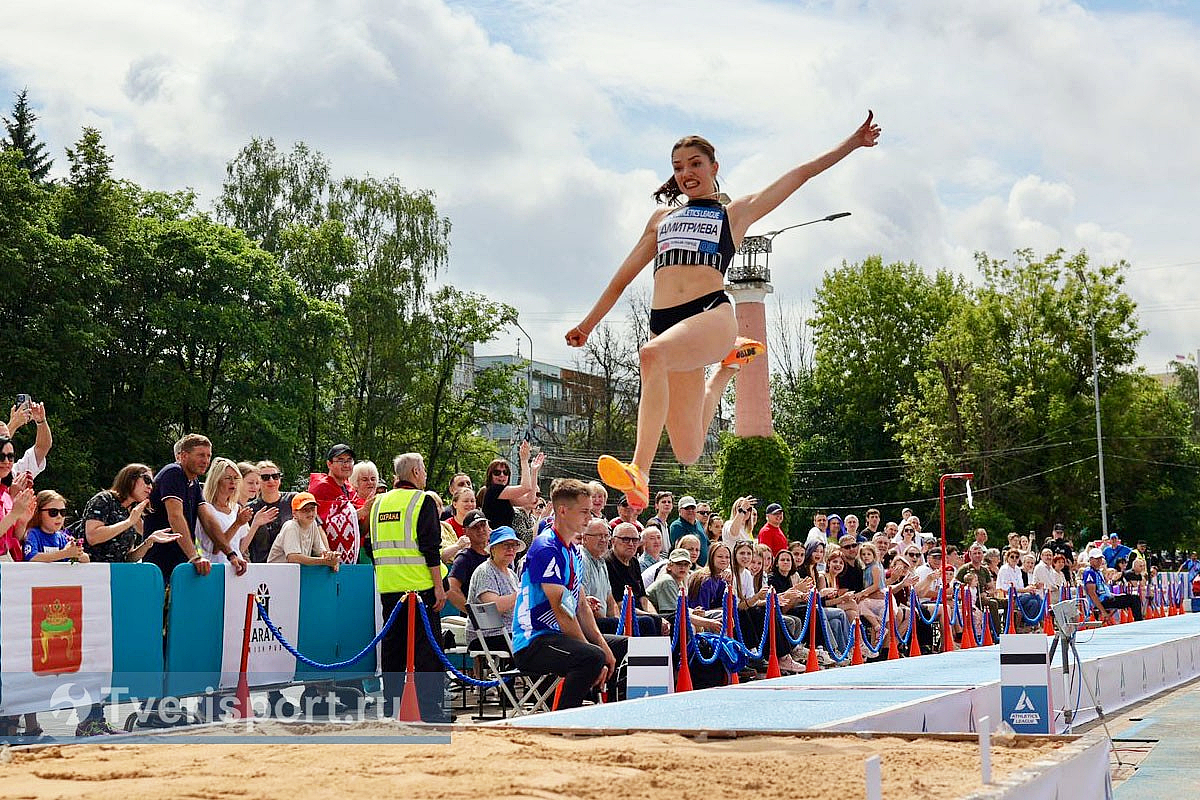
[414,596,503,688]
[255,597,397,671]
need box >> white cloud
[2,0,1197,370]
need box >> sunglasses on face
[493,469,509,476]
[614,536,640,544]
[140,474,154,486]
[260,473,282,481]
[44,508,68,518]
[0,452,15,462]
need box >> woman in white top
[196,457,253,564]
[721,497,757,546]
[997,548,1043,629]
[1032,548,1067,603]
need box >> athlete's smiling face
[672,146,718,199]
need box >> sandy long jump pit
[0,720,1073,800]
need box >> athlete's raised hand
[853,110,881,148]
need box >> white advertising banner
[220,564,300,689]
[0,563,113,715]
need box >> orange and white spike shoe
[721,337,765,369]
[597,456,649,510]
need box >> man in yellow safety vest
[372,452,448,722]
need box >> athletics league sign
[1000,633,1054,734]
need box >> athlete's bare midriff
[650,264,728,309]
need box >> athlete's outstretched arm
[727,111,881,239]
[566,211,662,347]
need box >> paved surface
[1109,676,1200,798]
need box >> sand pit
[0,722,1068,800]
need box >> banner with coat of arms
[219,564,300,689]
[0,563,113,715]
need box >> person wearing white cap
[1081,548,1142,623]
[668,495,708,567]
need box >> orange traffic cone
[982,609,996,646]
[676,590,693,692]
[942,590,955,654]
[1004,590,1015,635]
[886,601,901,661]
[959,589,978,650]
[622,587,635,636]
[1043,595,1055,636]
[397,593,422,722]
[764,591,781,679]
[725,588,740,684]
[907,594,922,659]
[850,619,864,665]
[805,592,821,673]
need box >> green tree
[773,256,965,513]
[2,89,53,183]
[895,249,1198,543]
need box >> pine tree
[2,88,53,183]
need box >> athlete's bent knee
[640,341,667,373]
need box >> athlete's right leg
[632,303,737,469]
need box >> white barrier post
[1000,633,1054,733]
[978,715,992,784]
[864,755,882,800]
[626,637,674,699]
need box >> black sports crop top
[653,198,736,275]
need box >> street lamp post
[1074,267,1109,539]
[512,319,534,445]
[724,212,851,438]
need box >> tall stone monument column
[726,235,774,437]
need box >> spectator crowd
[0,397,1194,733]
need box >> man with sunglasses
[605,522,669,635]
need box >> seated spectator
[1033,549,1068,603]
[997,548,1042,631]
[587,481,608,519]
[267,492,340,569]
[511,479,624,710]
[83,464,180,563]
[855,542,886,639]
[1082,548,1142,622]
[675,532,702,569]
[606,522,668,634]
[465,526,524,648]
[244,461,290,563]
[704,512,724,546]
[446,510,491,613]
[638,524,667,577]
[687,542,734,613]
[443,473,473,521]
[647,549,722,632]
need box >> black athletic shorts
[648,290,732,336]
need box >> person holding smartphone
[1,397,53,481]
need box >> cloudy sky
[4,0,1198,374]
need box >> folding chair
[466,602,559,718]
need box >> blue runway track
[499,613,1200,735]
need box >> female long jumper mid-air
[567,112,882,509]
